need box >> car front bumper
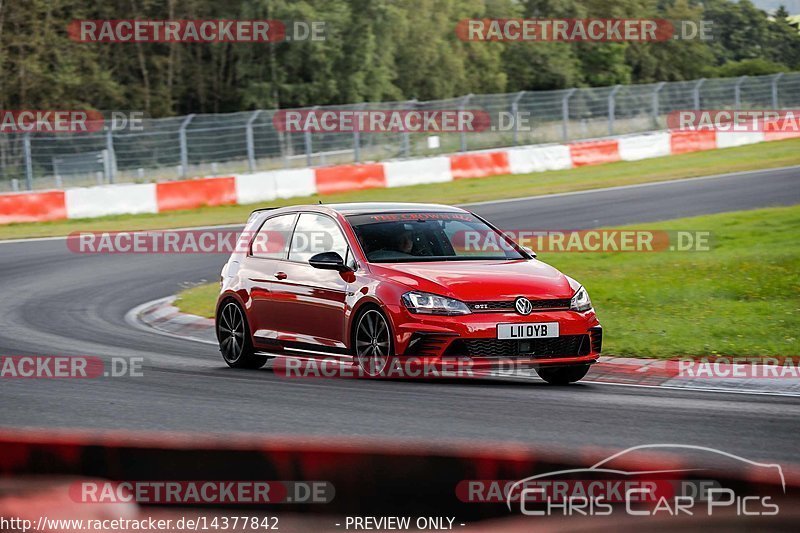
[385,304,602,369]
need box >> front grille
[451,335,590,358]
[467,299,571,313]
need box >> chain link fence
[1,72,798,192]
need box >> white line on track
[579,379,800,398]
[489,372,800,398]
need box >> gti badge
[515,297,533,315]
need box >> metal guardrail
[1,72,798,192]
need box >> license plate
[497,322,559,340]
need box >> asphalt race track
[1,166,799,464]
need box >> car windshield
[347,212,526,263]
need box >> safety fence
[1,72,799,192]
[2,125,796,225]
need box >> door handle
[274,271,288,280]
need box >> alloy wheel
[355,310,391,376]
[219,302,245,364]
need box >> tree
[0,0,797,116]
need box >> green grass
[175,205,800,358]
[545,206,800,358]
[2,137,800,240]
[175,282,220,320]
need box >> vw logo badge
[515,297,533,315]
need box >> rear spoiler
[246,206,277,224]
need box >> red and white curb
[128,296,800,396]
[125,295,217,346]
[4,128,796,225]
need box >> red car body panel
[369,260,573,300]
[217,203,601,369]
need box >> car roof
[257,202,468,216]
[327,202,467,215]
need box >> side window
[251,214,296,259]
[289,213,349,263]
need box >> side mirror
[523,247,537,258]
[308,251,351,272]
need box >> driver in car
[396,229,414,254]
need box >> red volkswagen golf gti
[216,203,602,384]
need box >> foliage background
[0,0,798,116]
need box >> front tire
[217,300,267,369]
[353,307,393,377]
[536,364,590,385]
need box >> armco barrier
[234,171,277,204]
[65,183,157,219]
[315,163,386,195]
[716,131,765,149]
[764,128,800,141]
[618,132,671,161]
[0,430,795,521]
[506,145,572,174]
[384,156,452,187]
[155,176,237,212]
[568,139,621,167]
[763,115,800,141]
[237,168,317,202]
[0,190,66,224]
[669,130,717,154]
[273,168,317,199]
[0,129,796,225]
[450,151,511,179]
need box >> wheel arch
[348,299,394,356]
[215,291,253,342]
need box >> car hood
[371,259,574,301]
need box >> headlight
[570,286,592,312]
[401,291,471,315]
